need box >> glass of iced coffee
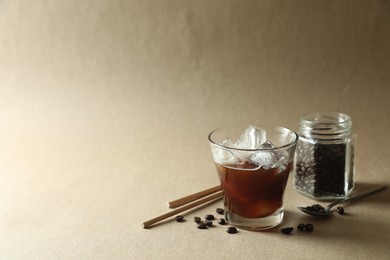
[208,125,298,230]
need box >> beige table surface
[1,1,389,259]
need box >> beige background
[1,0,389,259]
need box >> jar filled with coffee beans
[294,112,355,199]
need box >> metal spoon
[298,185,387,217]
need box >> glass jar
[293,112,355,200]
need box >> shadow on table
[266,181,390,253]
[268,183,390,232]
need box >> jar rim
[301,112,351,126]
[299,112,352,140]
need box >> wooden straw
[142,191,223,229]
[167,185,222,208]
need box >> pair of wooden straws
[142,185,222,228]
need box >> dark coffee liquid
[216,161,291,218]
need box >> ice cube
[250,141,282,169]
[258,141,275,149]
[221,138,234,148]
[234,126,266,149]
[273,160,288,173]
[210,138,237,164]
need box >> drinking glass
[208,125,298,230]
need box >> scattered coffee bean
[175,215,184,222]
[280,227,294,234]
[190,213,315,235]
[197,222,208,229]
[205,221,213,227]
[216,208,224,215]
[297,223,306,231]
[205,214,215,220]
[193,216,201,223]
[218,218,226,225]
[227,227,237,234]
[305,223,314,232]
[337,206,345,215]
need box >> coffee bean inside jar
[294,112,355,199]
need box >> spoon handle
[328,185,387,209]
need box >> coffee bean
[306,205,315,212]
[295,142,354,198]
[193,216,201,223]
[216,208,224,215]
[205,214,215,220]
[337,206,345,215]
[280,227,293,234]
[312,204,325,213]
[227,227,237,234]
[305,223,314,232]
[304,204,325,213]
[175,215,184,222]
[205,221,213,227]
[197,222,208,229]
[218,218,226,225]
[297,223,306,231]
